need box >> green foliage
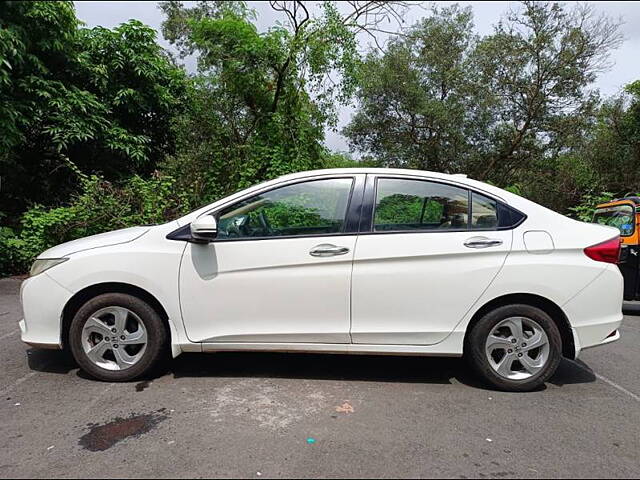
[320,151,374,169]
[0,172,189,275]
[375,195,443,226]
[568,192,616,222]
[0,1,79,150]
[1,1,402,274]
[73,21,188,170]
[0,2,188,218]
[2,1,640,275]
[345,1,624,212]
[345,4,482,173]
[582,82,640,198]
[158,0,366,198]
[252,203,326,230]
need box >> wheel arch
[463,293,576,359]
[61,282,171,351]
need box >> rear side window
[371,178,525,233]
[471,192,498,229]
[374,178,469,231]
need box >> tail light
[584,236,621,264]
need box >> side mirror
[190,214,217,243]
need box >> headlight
[29,258,69,277]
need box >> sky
[74,1,640,152]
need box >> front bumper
[20,273,72,349]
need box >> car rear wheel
[69,293,167,382]
[465,304,562,392]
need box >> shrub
[568,192,615,222]
[0,173,191,275]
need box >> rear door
[350,175,513,345]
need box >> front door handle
[309,244,350,257]
[464,237,503,249]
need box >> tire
[69,293,168,382]
[465,304,562,392]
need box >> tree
[345,1,623,212]
[473,1,622,185]
[1,1,79,218]
[71,20,188,178]
[159,0,410,199]
[0,2,188,220]
[581,81,640,196]
[0,1,78,149]
[344,4,484,173]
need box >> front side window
[374,178,469,231]
[593,204,635,236]
[216,178,353,239]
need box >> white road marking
[0,330,19,341]
[594,373,640,402]
[569,359,640,403]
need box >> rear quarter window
[471,192,525,230]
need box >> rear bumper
[588,328,621,348]
[20,273,71,349]
[564,264,624,358]
[572,325,621,358]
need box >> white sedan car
[20,168,623,391]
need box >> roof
[276,167,450,178]
[275,167,508,198]
[179,167,532,225]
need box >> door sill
[199,334,464,357]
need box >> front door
[179,176,361,344]
[351,176,513,345]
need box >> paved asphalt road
[1,277,639,479]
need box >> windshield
[593,204,635,236]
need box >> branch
[269,1,310,33]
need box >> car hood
[38,226,151,258]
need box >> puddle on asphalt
[79,409,168,451]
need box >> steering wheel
[221,215,250,238]
[257,211,272,236]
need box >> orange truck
[593,196,640,301]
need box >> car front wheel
[69,293,167,382]
[465,304,562,392]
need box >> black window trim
[359,174,527,235]
[167,174,366,243]
[167,172,527,242]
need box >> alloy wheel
[81,306,148,371]
[484,316,550,380]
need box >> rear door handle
[309,244,350,257]
[464,237,503,249]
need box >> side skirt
[198,332,465,357]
